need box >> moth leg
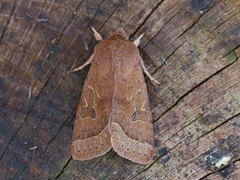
[91,27,103,41]
[134,33,144,47]
[135,34,160,84]
[68,54,94,73]
[139,56,160,84]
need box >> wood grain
[0,0,239,179]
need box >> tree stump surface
[0,0,240,179]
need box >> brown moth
[71,28,159,164]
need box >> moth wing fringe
[110,122,154,164]
[72,125,111,161]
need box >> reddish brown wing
[71,40,115,160]
[109,38,155,164]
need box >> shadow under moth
[70,28,159,164]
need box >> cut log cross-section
[0,0,239,179]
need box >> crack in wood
[0,66,53,162]
[16,0,50,68]
[211,10,240,33]
[199,158,240,180]
[131,49,240,178]
[92,0,107,18]
[153,49,239,124]
[155,111,208,150]
[224,43,240,58]
[174,1,217,41]
[55,157,72,179]
[130,143,179,180]
[175,113,240,173]
[68,0,123,76]
[132,88,240,179]
[0,0,83,172]
[0,0,17,43]
[60,0,85,33]
[142,6,180,49]
[193,112,240,143]
[13,111,77,179]
[90,0,123,40]
[151,43,183,75]
[129,0,165,40]
[131,1,219,86]
[97,154,121,179]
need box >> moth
[70,27,159,164]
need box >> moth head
[110,29,128,40]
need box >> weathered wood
[0,0,239,179]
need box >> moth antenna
[134,33,144,47]
[139,56,160,84]
[68,54,94,73]
[91,27,103,41]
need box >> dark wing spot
[80,106,96,119]
[131,111,137,122]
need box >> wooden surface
[0,0,240,179]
